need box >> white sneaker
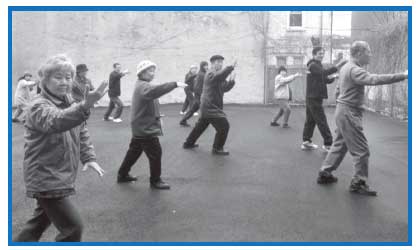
[113,118,123,123]
[322,145,331,152]
[180,111,185,115]
[301,141,318,150]
[193,112,199,116]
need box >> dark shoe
[317,171,338,184]
[349,180,377,196]
[270,121,280,127]
[117,174,138,183]
[212,148,230,155]
[150,179,170,190]
[183,143,199,149]
[12,118,20,123]
[180,121,190,127]
[282,123,290,128]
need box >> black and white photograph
[8,7,410,245]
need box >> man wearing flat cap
[183,55,237,155]
[72,64,95,103]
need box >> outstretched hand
[83,80,108,109]
[232,60,238,68]
[82,161,105,177]
[229,72,236,81]
[176,82,188,88]
[335,59,348,69]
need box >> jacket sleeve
[79,122,97,164]
[26,102,90,134]
[350,66,407,86]
[275,75,297,88]
[309,62,338,77]
[141,82,178,100]
[20,80,37,87]
[222,80,236,92]
[325,76,336,84]
[207,66,235,84]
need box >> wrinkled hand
[232,60,238,68]
[83,80,108,109]
[295,72,302,77]
[123,69,130,74]
[82,161,105,177]
[176,82,188,88]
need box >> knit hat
[76,64,88,73]
[136,60,157,75]
[23,71,32,77]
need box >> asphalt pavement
[11,104,409,242]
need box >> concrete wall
[12,11,265,106]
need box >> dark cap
[210,55,225,62]
[76,64,88,73]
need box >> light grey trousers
[321,103,370,182]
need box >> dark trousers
[180,95,200,123]
[181,88,194,113]
[14,197,83,242]
[104,96,123,119]
[118,137,162,182]
[302,98,333,146]
[185,117,230,150]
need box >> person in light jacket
[270,66,301,128]
[14,54,108,242]
[116,60,187,189]
[12,72,38,123]
[316,41,408,196]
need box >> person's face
[358,46,372,66]
[45,69,72,97]
[212,59,224,71]
[279,70,287,77]
[141,66,156,81]
[79,71,87,77]
[114,64,121,73]
[24,75,31,81]
[203,65,209,71]
[190,67,198,74]
[313,50,325,62]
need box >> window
[289,11,302,27]
[276,56,287,67]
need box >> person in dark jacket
[14,54,107,242]
[71,64,95,103]
[301,46,347,151]
[183,55,237,155]
[103,63,129,123]
[116,60,187,189]
[316,41,408,196]
[180,61,208,126]
[180,65,198,115]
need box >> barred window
[289,11,302,27]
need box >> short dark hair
[278,66,287,74]
[350,41,370,57]
[113,63,120,68]
[312,47,324,56]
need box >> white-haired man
[316,41,408,196]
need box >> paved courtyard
[11,104,409,242]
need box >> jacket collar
[40,85,73,107]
